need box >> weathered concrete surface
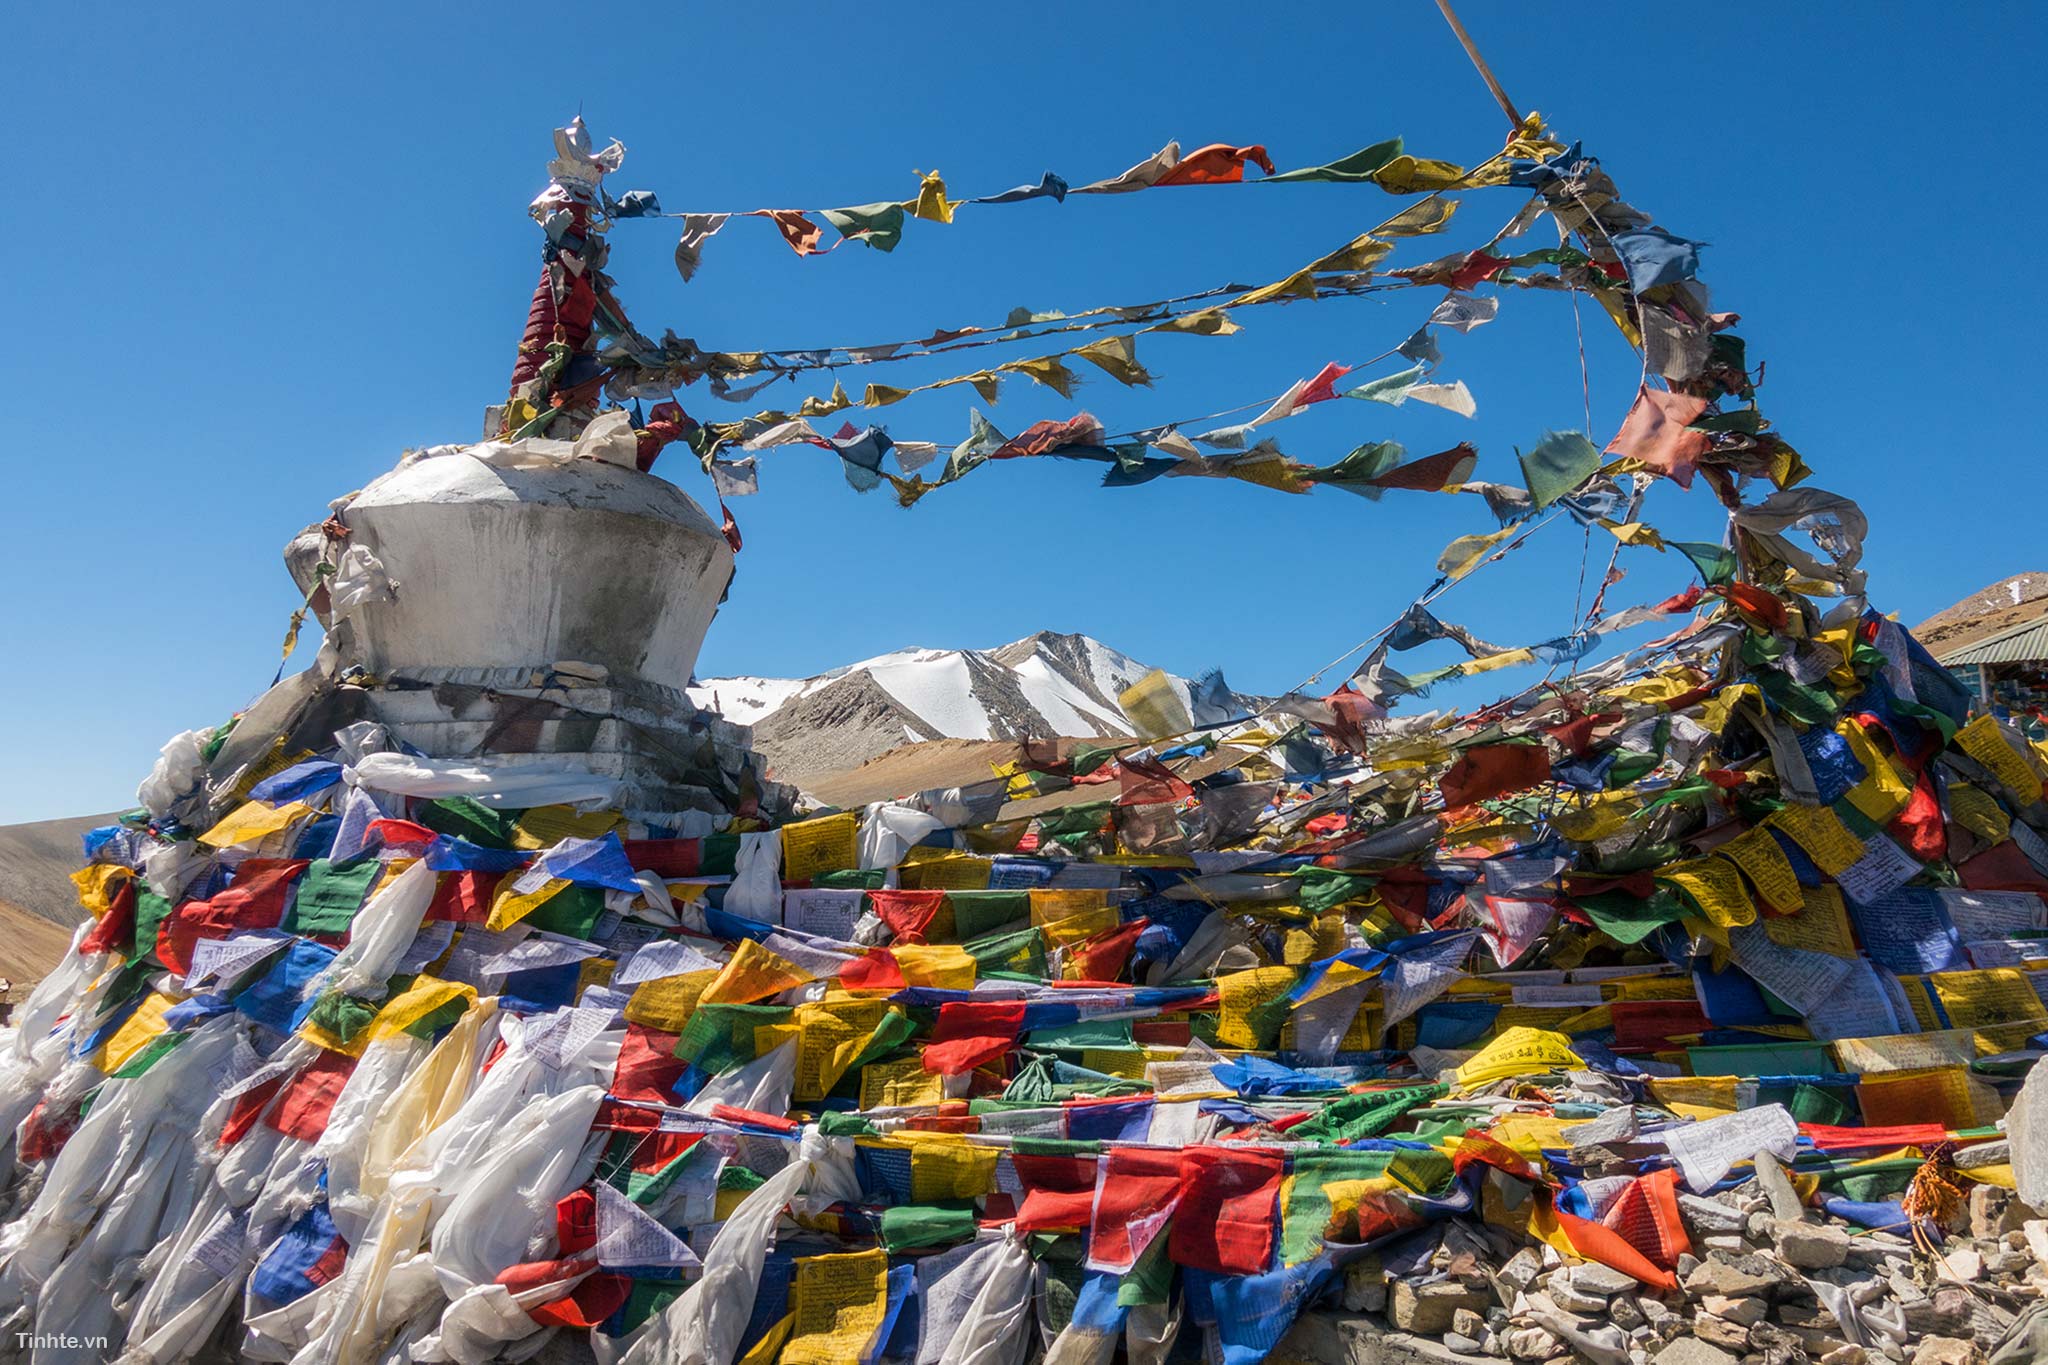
[291,447,732,687]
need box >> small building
[1919,573,2048,721]
[1937,615,2048,714]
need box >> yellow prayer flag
[859,1055,945,1109]
[1956,715,2044,806]
[891,944,976,989]
[1654,859,1757,939]
[1767,802,1866,876]
[1763,887,1859,958]
[70,863,132,917]
[782,1248,891,1365]
[897,851,992,891]
[1948,783,2012,845]
[366,977,477,1043]
[1370,155,1470,194]
[1232,269,1317,309]
[1451,1027,1580,1090]
[1148,307,1242,337]
[1214,965,1300,1049]
[782,811,860,883]
[1713,825,1802,915]
[894,1132,1000,1200]
[199,799,315,849]
[510,805,624,850]
[1929,969,2048,1029]
[1038,907,1123,949]
[623,969,719,1034]
[909,170,957,224]
[1305,232,1393,274]
[1377,197,1459,237]
[98,991,176,1073]
[1838,720,1914,824]
[486,874,573,932]
[1436,526,1515,580]
[792,998,895,1102]
[700,939,812,1006]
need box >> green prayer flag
[288,854,382,936]
[134,888,175,964]
[821,202,905,252]
[1575,888,1684,945]
[1265,137,1404,184]
[1670,540,1737,585]
[415,797,520,850]
[880,1204,978,1252]
[305,990,379,1043]
[1518,430,1600,509]
[524,884,607,939]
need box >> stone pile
[1276,1158,2048,1365]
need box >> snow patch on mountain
[689,631,1253,780]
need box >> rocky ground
[1271,1159,2045,1365]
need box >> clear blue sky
[5,3,2044,823]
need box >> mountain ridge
[690,630,1252,784]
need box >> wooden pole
[1432,0,1523,131]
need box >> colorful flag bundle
[8,118,2048,1365]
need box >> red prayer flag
[922,1000,1026,1074]
[366,818,436,851]
[624,839,702,879]
[1609,999,1711,1050]
[1013,1152,1102,1232]
[1068,919,1147,984]
[1086,1146,1187,1272]
[868,890,945,944]
[1168,1146,1285,1274]
[1153,143,1275,187]
[1887,770,1948,864]
[268,1052,356,1143]
[1606,383,1710,489]
[840,948,908,993]
[1439,743,1551,808]
[1116,754,1193,807]
[427,870,496,924]
[990,414,1106,460]
[79,880,136,957]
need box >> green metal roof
[1938,614,2048,666]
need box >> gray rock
[1498,1248,1547,1296]
[1639,1299,1678,1329]
[1274,1312,1489,1365]
[1753,1151,1809,1222]
[1550,1282,1611,1314]
[1343,1260,1389,1314]
[1569,1263,1640,1296]
[1908,1337,1985,1365]
[1445,1332,1486,1355]
[1684,1251,1781,1298]
[1390,1278,1492,1336]
[1700,1294,1767,1327]
[1609,1296,1647,1332]
[1773,1218,1852,1270]
[1679,1194,1749,1236]
[1505,1325,1562,1361]
[1693,1316,1751,1350]
[1650,1340,1739,1365]
[1969,1184,2029,1241]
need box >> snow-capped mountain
[689,632,1253,780]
